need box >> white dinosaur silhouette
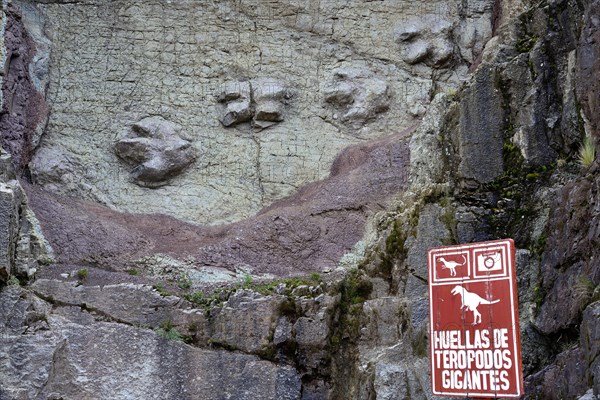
[438,254,466,276]
[450,285,500,325]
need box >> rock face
[1,0,600,399]
[395,14,454,67]
[22,0,490,225]
[0,3,49,171]
[0,286,302,400]
[0,154,53,284]
[457,65,505,184]
[577,0,600,139]
[24,130,411,277]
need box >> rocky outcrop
[0,153,53,284]
[395,14,454,67]
[0,180,22,283]
[0,286,301,400]
[577,0,600,139]
[457,65,505,184]
[1,0,600,398]
[24,129,411,278]
[0,3,49,171]
[23,0,490,225]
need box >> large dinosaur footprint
[114,116,196,188]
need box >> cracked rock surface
[22,0,490,225]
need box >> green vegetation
[185,291,206,305]
[515,35,539,53]
[256,345,277,361]
[485,139,558,242]
[440,205,458,245]
[184,287,237,309]
[533,284,544,311]
[127,268,139,276]
[238,274,324,296]
[152,284,172,297]
[277,297,298,317]
[378,220,407,279]
[578,136,597,168]
[328,269,373,351]
[155,320,189,342]
[178,273,192,289]
[7,275,20,286]
[515,7,538,54]
[446,88,458,101]
[76,268,88,281]
[339,268,373,307]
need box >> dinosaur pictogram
[438,254,466,276]
[450,285,500,325]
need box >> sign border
[428,239,524,398]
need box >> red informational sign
[428,239,523,398]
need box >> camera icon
[476,251,502,272]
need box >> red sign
[428,239,523,398]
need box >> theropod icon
[438,254,466,276]
[450,285,500,325]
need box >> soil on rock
[26,129,412,281]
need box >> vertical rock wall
[23,0,494,225]
[1,0,600,399]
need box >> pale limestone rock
[218,80,253,127]
[218,78,292,130]
[27,0,489,225]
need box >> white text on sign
[433,329,512,391]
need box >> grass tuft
[578,136,597,168]
[76,268,88,281]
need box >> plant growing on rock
[178,273,192,289]
[156,320,188,342]
[578,136,597,168]
[76,268,88,281]
[7,275,20,286]
[573,275,599,310]
[152,284,171,297]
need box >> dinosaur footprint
[114,116,196,188]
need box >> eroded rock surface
[0,286,301,400]
[395,14,454,67]
[25,129,411,277]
